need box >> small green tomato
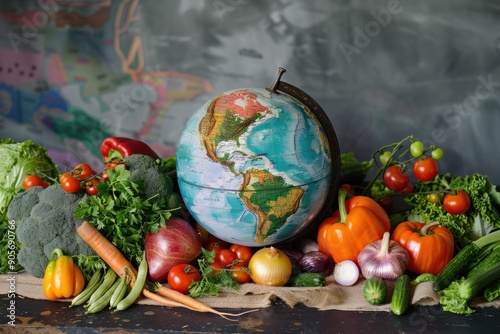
[431,148,444,160]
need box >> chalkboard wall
[0,0,498,183]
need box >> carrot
[77,221,137,280]
[77,221,258,319]
[142,288,196,310]
[155,284,258,320]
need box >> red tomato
[23,175,44,190]
[377,196,393,213]
[205,241,224,253]
[443,190,471,215]
[207,235,229,249]
[214,249,238,267]
[167,263,201,294]
[60,172,82,193]
[85,179,100,196]
[73,163,97,180]
[413,157,438,182]
[399,182,414,194]
[210,262,224,276]
[383,166,409,191]
[229,245,253,262]
[230,261,251,284]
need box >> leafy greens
[403,173,500,248]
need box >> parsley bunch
[74,166,172,267]
[188,249,240,298]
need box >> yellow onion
[248,246,292,286]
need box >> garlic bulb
[357,232,409,280]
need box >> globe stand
[266,67,341,244]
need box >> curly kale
[404,173,500,249]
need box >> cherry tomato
[377,196,393,213]
[443,190,471,215]
[205,241,224,253]
[379,151,392,166]
[215,249,238,267]
[383,166,409,191]
[431,148,444,161]
[60,172,82,193]
[72,163,96,180]
[167,263,201,294]
[85,179,100,196]
[207,235,229,249]
[42,181,49,189]
[23,175,44,190]
[413,157,438,182]
[210,262,224,276]
[410,141,425,158]
[428,193,440,204]
[230,261,251,284]
[399,182,414,194]
[229,245,253,262]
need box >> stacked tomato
[23,160,125,197]
[205,239,253,284]
[379,140,470,215]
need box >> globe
[176,83,339,246]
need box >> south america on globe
[176,73,338,246]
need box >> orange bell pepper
[317,189,390,265]
[391,221,454,275]
[43,248,85,300]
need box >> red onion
[298,251,331,273]
[145,217,202,282]
[357,232,409,280]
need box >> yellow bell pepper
[42,248,85,300]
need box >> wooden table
[1,293,499,333]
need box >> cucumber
[433,242,480,291]
[467,247,500,279]
[391,274,411,315]
[287,273,325,287]
[363,277,388,305]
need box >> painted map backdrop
[1,0,499,184]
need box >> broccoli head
[8,184,96,277]
[124,154,174,203]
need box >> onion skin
[357,232,409,280]
[145,217,202,282]
[249,246,292,287]
[299,251,331,273]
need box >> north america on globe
[198,90,306,243]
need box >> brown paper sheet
[2,272,499,312]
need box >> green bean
[86,268,117,307]
[85,279,121,314]
[70,269,103,307]
[109,274,131,309]
[114,253,148,312]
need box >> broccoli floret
[7,185,43,224]
[8,184,96,278]
[123,154,174,203]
